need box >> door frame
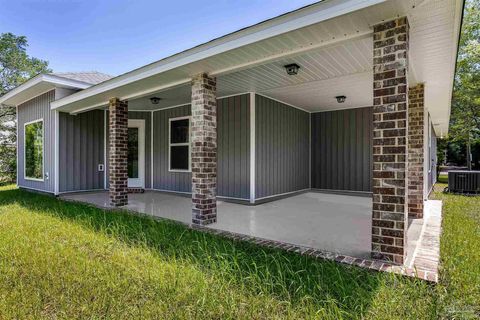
[128,119,145,188]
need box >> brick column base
[191,73,217,225]
[109,98,128,207]
[372,17,409,264]
[408,84,425,218]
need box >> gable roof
[0,71,112,107]
[50,72,113,85]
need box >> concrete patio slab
[61,191,372,258]
[60,191,442,281]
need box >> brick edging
[59,195,438,282]
[190,225,438,282]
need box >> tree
[0,33,51,182]
[449,0,480,170]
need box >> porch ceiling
[53,0,462,135]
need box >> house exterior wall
[106,111,152,190]
[152,94,251,199]
[17,90,56,193]
[311,107,373,192]
[254,94,310,199]
[428,122,437,193]
[59,110,105,192]
[217,94,250,200]
[152,104,192,192]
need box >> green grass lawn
[0,183,478,319]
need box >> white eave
[50,0,386,111]
[0,74,91,107]
[47,0,463,136]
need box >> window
[24,119,43,180]
[128,127,139,178]
[169,117,190,171]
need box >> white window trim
[24,118,45,182]
[168,116,191,172]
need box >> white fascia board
[51,0,386,110]
[0,74,91,106]
[441,0,465,135]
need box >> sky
[0,0,316,77]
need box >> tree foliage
[447,0,480,168]
[0,33,51,182]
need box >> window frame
[168,116,191,172]
[24,118,44,182]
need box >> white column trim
[151,110,154,189]
[104,109,107,190]
[54,110,59,195]
[250,92,256,203]
[15,106,19,188]
[423,108,430,200]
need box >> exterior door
[127,119,145,188]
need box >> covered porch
[61,189,441,281]
[62,190,373,258]
[51,0,461,272]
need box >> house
[0,0,463,273]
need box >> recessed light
[150,97,161,104]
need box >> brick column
[109,97,128,207]
[408,84,425,218]
[372,17,409,264]
[191,73,217,225]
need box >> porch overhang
[0,74,90,107]
[50,0,463,136]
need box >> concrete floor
[62,191,373,258]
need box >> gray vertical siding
[428,121,437,192]
[17,90,56,193]
[153,105,192,192]
[311,107,373,192]
[152,95,250,198]
[217,94,250,199]
[255,95,310,199]
[106,111,152,189]
[59,110,105,192]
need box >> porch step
[128,188,145,194]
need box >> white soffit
[408,0,463,135]
[51,0,463,136]
[51,0,389,113]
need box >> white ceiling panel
[57,0,462,135]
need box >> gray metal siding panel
[428,121,437,192]
[255,95,310,199]
[17,90,56,193]
[152,95,250,198]
[153,105,192,192]
[311,107,373,192]
[106,111,152,189]
[59,110,105,192]
[217,94,250,199]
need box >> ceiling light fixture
[150,97,162,104]
[335,95,346,103]
[284,63,300,76]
